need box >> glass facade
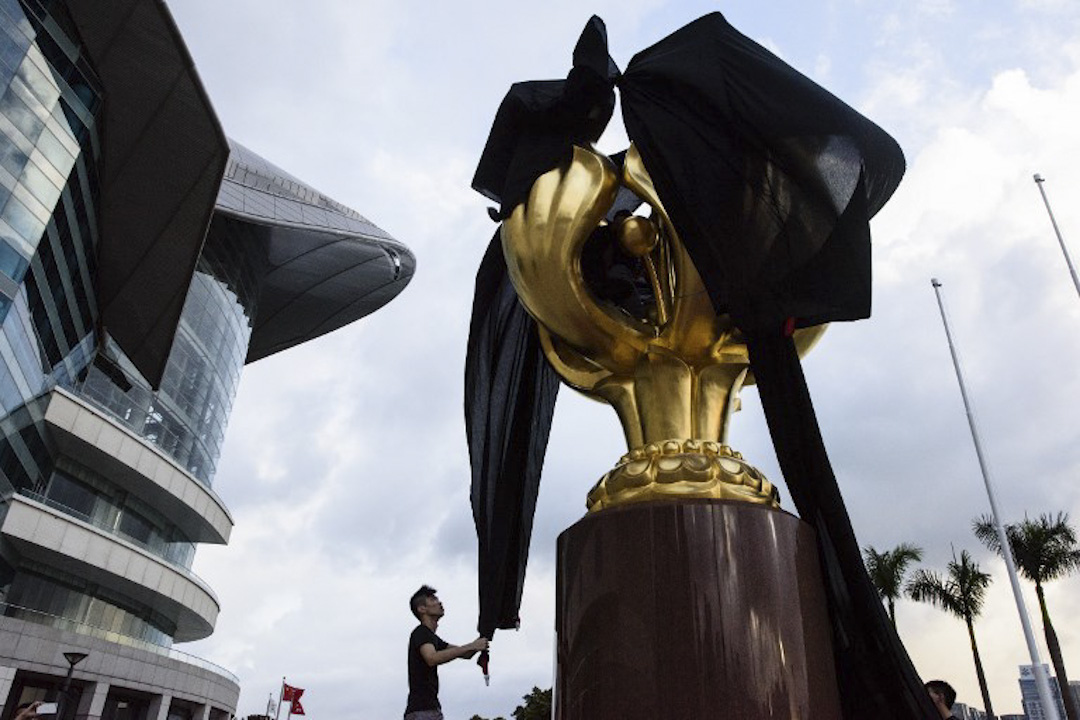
[0,0,252,649]
[2,559,176,646]
[0,0,99,323]
[0,0,97,471]
[0,0,100,440]
[77,225,260,486]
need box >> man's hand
[14,702,43,720]
[461,636,489,659]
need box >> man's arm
[420,636,489,667]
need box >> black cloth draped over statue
[466,13,936,719]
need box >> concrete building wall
[0,616,238,718]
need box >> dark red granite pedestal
[555,500,840,719]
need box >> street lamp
[57,652,87,720]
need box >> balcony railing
[14,490,213,593]
[48,385,232,510]
[0,601,238,684]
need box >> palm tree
[908,550,996,720]
[974,512,1080,720]
[863,543,923,627]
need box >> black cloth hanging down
[466,13,936,719]
[466,233,561,640]
[467,16,615,645]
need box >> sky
[164,1,1080,717]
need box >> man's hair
[410,585,437,620]
[926,680,956,709]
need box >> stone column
[146,694,171,720]
[555,500,840,719]
[74,681,109,720]
[0,665,17,710]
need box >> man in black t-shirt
[404,585,489,720]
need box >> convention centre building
[0,1,415,718]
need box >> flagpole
[266,692,274,719]
[931,278,1059,720]
[275,677,285,720]
[1033,174,1080,299]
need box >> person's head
[926,680,956,711]
[410,585,444,621]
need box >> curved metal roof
[61,1,413,378]
[213,141,416,363]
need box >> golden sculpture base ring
[586,439,780,513]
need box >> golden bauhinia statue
[502,143,825,511]
[466,13,936,719]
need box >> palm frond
[972,514,1001,553]
[974,512,1080,586]
[907,550,990,622]
[949,549,991,618]
[864,543,923,601]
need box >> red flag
[290,699,305,716]
[282,684,304,703]
[477,649,489,686]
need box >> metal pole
[931,278,1059,720]
[56,663,76,720]
[55,652,87,720]
[1033,174,1080,299]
